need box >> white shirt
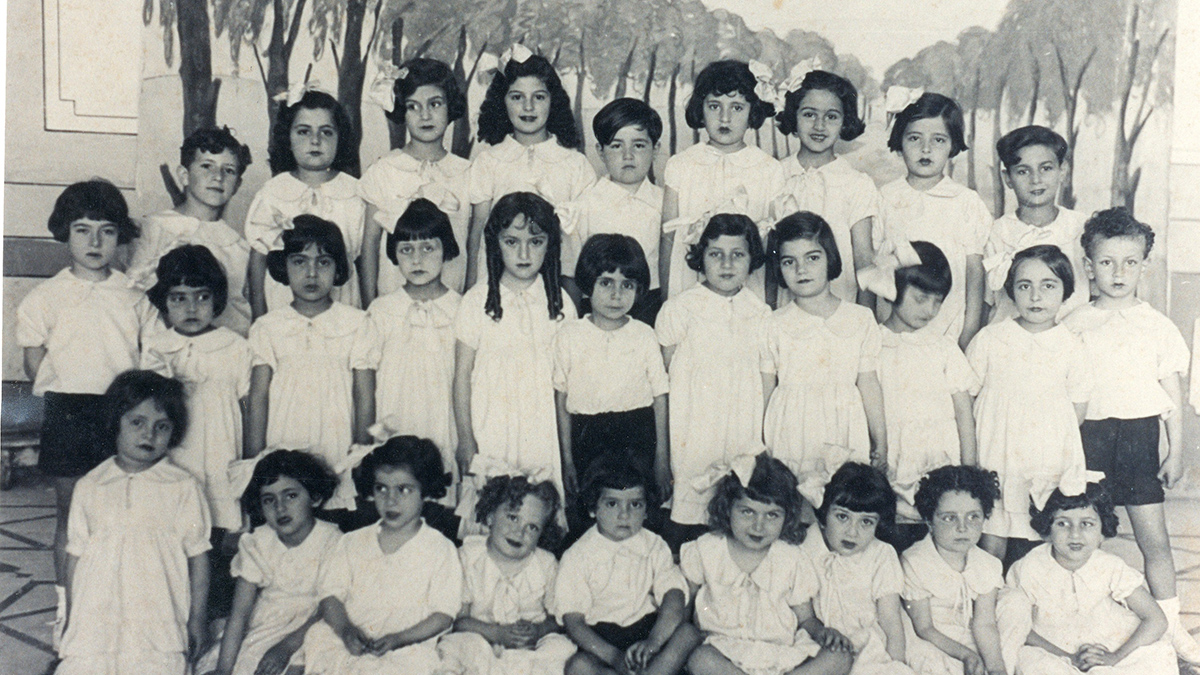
[984,208,1089,324]
[468,135,596,208]
[561,177,664,288]
[553,316,669,415]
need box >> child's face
[701,234,752,297]
[289,107,339,173]
[890,286,944,332]
[404,84,450,145]
[778,238,830,299]
[1011,257,1064,330]
[900,116,952,181]
[114,399,174,472]
[486,494,550,562]
[498,214,549,283]
[591,486,647,542]
[1085,235,1147,303]
[372,465,424,532]
[67,218,120,275]
[259,475,320,544]
[822,504,879,556]
[393,237,445,288]
[795,88,844,155]
[729,496,785,552]
[590,270,638,323]
[181,149,241,210]
[165,284,216,336]
[505,76,551,138]
[702,91,751,149]
[598,125,655,186]
[1046,505,1103,568]
[287,243,337,303]
[927,490,985,555]
[1003,144,1064,210]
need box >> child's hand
[338,624,371,656]
[1160,454,1184,490]
[498,620,538,649]
[562,466,580,503]
[960,650,986,675]
[456,438,478,478]
[625,639,659,671]
[1076,643,1120,670]
[655,463,673,504]
[368,632,407,656]
[254,634,303,675]
[810,625,855,653]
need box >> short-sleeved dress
[966,320,1093,539]
[303,521,463,675]
[680,533,823,674]
[764,301,882,505]
[141,326,252,530]
[248,303,381,509]
[1007,544,1176,674]
[438,535,576,675]
[358,150,471,295]
[983,209,1088,325]
[57,458,212,675]
[656,284,772,525]
[244,172,366,311]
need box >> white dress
[244,172,366,311]
[559,177,664,290]
[680,533,822,675]
[248,303,381,509]
[438,535,576,675]
[655,285,772,524]
[358,150,472,295]
[966,320,1093,539]
[57,458,211,675]
[141,327,252,530]
[983,209,1088,325]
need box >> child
[762,212,887,505]
[655,214,772,547]
[799,462,914,675]
[206,450,342,675]
[303,436,460,674]
[903,465,1029,675]
[1008,484,1175,674]
[968,244,1092,562]
[359,58,471,297]
[57,371,210,674]
[1061,207,1199,662]
[246,89,367,317]
[682,453,853,675]
[775,69,879,306]
[560,98,665,323]
[661,59,785,299]
[555,462,701,675]
[439,475,576,675]
[128,126,255,335]
[554,234,669,512]
[876,93,991,350]
[367,198,462,494]
[454,192,576,509]
[246,216,380,511]
[466,46,595,288]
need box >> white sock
[52,585,66,651]
[1159,596,1200,664]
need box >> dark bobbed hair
[816,461,897,541]
[483,192,564,321]
[1030,483,1119,539]
[385,58,467,126]
[1003,244,1075,301]
[181,126,253,176]
[147,245,230,317]
[766,211,842,285]
[895,240,952,304]
[386,198,460,265]
[580,455,655,514]
[777,70,866,141]
[268,90,358,176]
[575,234,651,299]
[707,453,807,545]
[240,449,339,527]
[352,435,451,501]
[685,213,767,274]
[996,125,1069,170]
[1081,207,1155,259]
[477,53,580,149]
[685,60,776,131]
[104,370,188,453]
[48,180,139,244]
[593,97,663,146]
[913,465,1001,523]
[265,214,351,287]
[473,474,564,549]
[887,92,968,158]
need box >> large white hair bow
[884,85,924,114]
[366,63,407,113]
[856,239,923,302]
[499,43,534,72]
[778,57,824,95]
[690,452,762,493]
[748,60,779,106]
[273,80,335,107]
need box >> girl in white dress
[246,89,367,317]
[247,217,381,512]
[966,245,1092,562]
[762,213,886,507]
[683,453,852,675]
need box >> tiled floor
[2,470,1199,675]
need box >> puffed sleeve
[15,286,49,347]
[248,319,278,370]
[568,154,597,202]
[244,184,284,255]
[178,476,214,557]
[846,172,881,228]
[645,330,670,397]
[426,536,464,618]
[64,476,94,557]
[139,340,173,378]
[136,293,168,342]
[945,340,982,396]
[317,534,355,601]
[900,546,935,603]
[678,539,705,587]
[1106,555,1146,603]
[230,529,269,586]
[1156,315,1190,381]
[349,312,382,371]
[787,546,820,606]
[552,546,593,621]
[965,328,989,384]
[125,217,166,291]
[965,191,994,257]
[233,338,253,399]
[357,161,389,211]
[662,155,685,194]
[649,536,689,604]
[857,315,883,373]
[962,550,1004,598]
[455,288,485,350]
[1065,333,1093,405]
[761,315,779,376]
[540,552,560,614]
[552,324,572,392]
[870,543,904,600]
[468,152,497,205]
[655,296,688,348]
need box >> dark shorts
[1081,417,1165,506]
[631,288,663,327]
[37,392,109,478]
[570,407,657,486]
[591,612,658,652]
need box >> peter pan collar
[593,176,661,210]
[152,326,242,355]
[272,171,360,201]
[382,149,470,179]
[93,456,189,485]
[687,141,775,169]
[491,134,581,165]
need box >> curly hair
[385,57,467,126]
[766,211,841,289]
[483,192,564,321]
[103,370,188,453]
[1030,483,1119,539]
[265,214,351,287]
[684,60,776,131]
[181,126,253,175]
[685,213,766,274]
[473,475,563,549]
[476,52,580,149]
[913,465,1001,523]
[386,198,460,265]
[575,233,650,299]
[816,462,897,541]
[580,455,655,514]
[240,450,339,527]
[268,90,358,176]
[895,240,952,304]
[887,92,968,159]
[1080,207,1155,259]
[47,180,139,244]
[352,435,451,502]
[707,453,807,545]
[147,244,229,317]
[777,70,865,141]
[1003,244,1075,301]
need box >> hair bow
[273,80,334,108]
[690,452,761,493]
[366,63,405,113]
[661,186,751,246]
[856,239,922,302]
[748,60,779,106]
[227,454,267,503]
[884,85,924,114]
[499,43,534,72]
[778,57,823,94]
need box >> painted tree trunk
[1054,42,1095,210]
[337,0,370,176]
[991,76,1008,217]
[643,45,657,104]
[614,37,637,99]
[265,0,308,138]
[1110,3,1166,211]
[967,70,979,191]
[1026,42,1040,125]
[387,17,407,151]
[453,40,488,159]
[164,0,220,204]
[668,62,679,155]
[575,35,586,148]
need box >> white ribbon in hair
[778,57,824,95]
[661,186,750,246]
[884,85,924,114]
[273,80,335,107]
[498,43,534,72]
[366,63,406,113]
[691,453,761,493]
[748,60,779,106]
[856,238,923,302]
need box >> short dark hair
[1030,483,1119,539]
[895,240,952,304]
[477,53,580,149]
[685,213,766,274]
[241,449,339,527]
[887,92,968,158]
[913,465,1001,523]
[766,211,842,284]
[265,214,351,287]
[996,125,1068,170]
[1081,207,1155,259]
[580,455,654,514]
[777,70,866,140]
[181,126,253,176]
[385,58,468,126]
[816,462,897,541]
[685,60,776,131]
[352,435,451,502]
[593,97,663,146]
[575,234,651,299]
[707,453,807,545]
[1004,244,1075,301]
[386,198,460,265]
[147,245,230,317]
[268,90,358,176]
[482,191,564,321]
[473,474,563,549]
[47,180,139,244]
[104,370,188,453]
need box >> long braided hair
[483,191,564,321]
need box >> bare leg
[52,476,79,586]
[566,651,617,675]
[646,621,702,675]
[788,649,853,675]
[1127,503,1175,599]
[686,644,745,675]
